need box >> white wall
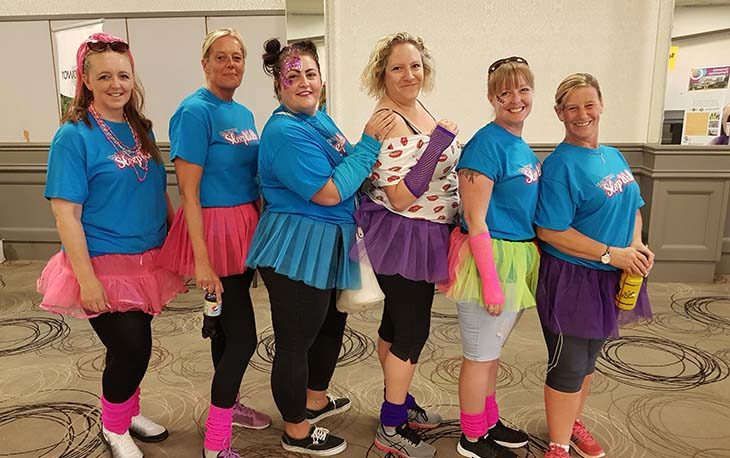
[0,4,285,142]
[664,33,730,112]
[326,0,672,144]
[287,13,323,40]
[0,0,284,17]
[664,5,730,113]
[672,5,730,37]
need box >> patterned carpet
[0,261,729,457]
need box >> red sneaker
[544,444,570,458]
[570,420,605,458]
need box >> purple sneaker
[232,402,271,430]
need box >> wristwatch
[600,245,611,264]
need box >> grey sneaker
[373,423,436,458]
[407,405,442,429]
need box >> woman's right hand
[195,261,224,303]
[79,275,109,314]
[434,119,459,136]
[609,246,651,277]
[364,109,397,141]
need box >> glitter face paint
[280,54,302,90]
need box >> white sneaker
[129,414,169,442]
[102,427,143,458]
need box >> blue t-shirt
[535,142,644,270]
[169,87,259,207]
[45,114,167,257]
[258,108,360,224]
[457,122,541,240]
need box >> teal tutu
[246,211,359,290]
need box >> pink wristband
[468,232,504,305]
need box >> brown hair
[262,38,320,98]
[62,50,161,163]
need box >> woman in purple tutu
[535,73,654,458]
[37,33,186,457]
[358,32,459,458]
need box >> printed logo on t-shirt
[518,162,542,184]
[331,133,348,154]
[597,169,636,197]
[219,128,259,145]
[108,150,151,170]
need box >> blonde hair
[554,73,603,108]
[201,28,246,60]
[360,32,434,99]
[487,61,534,98]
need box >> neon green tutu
[440,229,539,311]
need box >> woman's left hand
[435,119,459,136]
[631,242,655,275]
[485,302,504,317]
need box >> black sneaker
[305,394,351,423]
[489,420,528,448]
[281,425,347,456]
[457,434,518,458]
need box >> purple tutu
[353,197,450,284]
[536,252,652,339]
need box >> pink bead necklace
[89,103,150,182]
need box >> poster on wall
[682,66,729,145]
[52,20,104,117]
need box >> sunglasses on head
[86,40,129,53]
[488,56,529,77]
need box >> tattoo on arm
[458,168,483,184]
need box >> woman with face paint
[440,56,539,458]
[157,28,271,458]
[357,32,458,458]
[37,33,186,458]
[246,38,396,456]
[535,73,653,458]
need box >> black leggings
[543,327,606,393]
[259,268,347,423]
[89,311,153,403]
[376,273,434,364]
[209,269,258,408]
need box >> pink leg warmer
[485,393,499,429]
[130,387,141,418]
[460,409,488,439]
[204,404,233,451]
[101,394,135,434]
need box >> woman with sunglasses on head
[536,73,653,458]
[37,33,186,458]
[246,38,395,456]
[357,32,458,458]
[156,28,270,458]
[441,56,539,458]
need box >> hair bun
[262,38,283,76]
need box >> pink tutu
[37,248,187,319]
[157,203,259,278]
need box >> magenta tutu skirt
[157,203,259,278]
[37,248,187,319]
